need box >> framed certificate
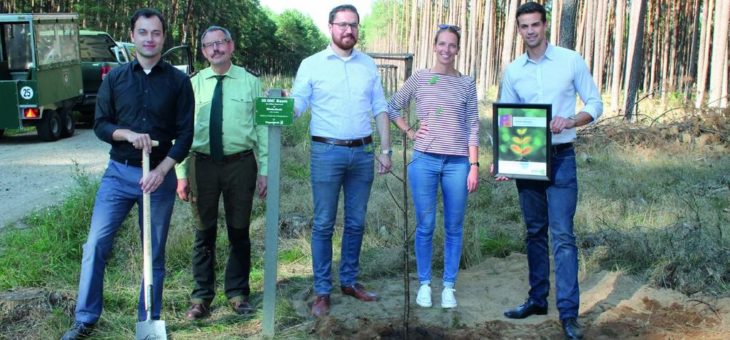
[492,103,552,181]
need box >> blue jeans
[74,160,176,324]
[310,141,374,295]
[408,151,469,287]
[515,147,579,320]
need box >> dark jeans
[74,160,176,324]
[310,141,374,295]
[189,153,257,304]
[515,146,579,320]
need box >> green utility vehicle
[75,29,124,120]
[0,13,82,141]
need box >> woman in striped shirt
[387,25,480,309]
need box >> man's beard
[332,33,357,51]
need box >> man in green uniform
[176,25,268,319]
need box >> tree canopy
[0,0,327,75]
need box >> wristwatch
[382,149,393,156]
[470,161,480,167]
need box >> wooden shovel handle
[142,140,158,313]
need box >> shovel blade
[135,319,167,340]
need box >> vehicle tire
[77,109,94,124]
[37,110,61,141]
[60,110,76,138]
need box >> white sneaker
[441,287,457,308]
[416,284,432,307]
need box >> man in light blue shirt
[290,4,392,318]
[496,2,603,340]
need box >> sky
[259,0,374,35]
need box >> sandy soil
[295,254,730,339]
[0,129,108,229]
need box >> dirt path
[296,254,730,339]
[0,129,108,229]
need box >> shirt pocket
[348,65,377,98]
[227,95,255,125]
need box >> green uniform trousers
[189,151,257,304]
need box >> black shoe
[230,296,254,315]
[562,317,583,340]
[61,321,94,340]
[503,299,548,319]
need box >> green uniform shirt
[176,65,268,178]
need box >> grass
[0,94,729,338]
[1,126,36,136]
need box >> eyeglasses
[331,22,359,30]
[437,24,461,32]
[202,39,229,49]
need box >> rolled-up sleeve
[573,55,603,122]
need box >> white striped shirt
[387,69,479,156]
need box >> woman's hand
[467,165,479,193]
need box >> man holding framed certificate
[493,2,603,340]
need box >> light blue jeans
[310,141,374,295]
[74,160,176,324]
[408,151,469,288]
[516,146,579,320]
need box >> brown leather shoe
[341,283,378,302]
[311,295,330,317]
[230,297,254,315]
[185,303,210,320]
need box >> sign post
[257,90,293,338]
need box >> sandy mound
[293,253,730,339]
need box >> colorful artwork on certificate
[496,107,547,162]
[492,103,552,181]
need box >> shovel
[136,140,167,340]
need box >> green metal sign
[255,97,293,126]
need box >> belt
[551,143,574,154]
[311,135,372,147]
[111,156,161,168]
[194,150,253,163]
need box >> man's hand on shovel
[140,168,166,193]
[129,137,163,193]
[126,131,155,154]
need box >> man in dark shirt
[62,8,193,340]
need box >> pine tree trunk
[696,0,714,107]
[611,0,626,112]
[500,0,518,72]
[623,0,647,120]
[560,0,578,50]
[583,1,595,70]
[708,0,729,108]
[685,0,701,100]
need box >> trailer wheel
[60,109,76,138]
[38,110,61,141]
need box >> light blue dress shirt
[500,44,603,145]
[291,45,388,140]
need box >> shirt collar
[202,65,238,80]
[131,58,165,72]
[520,43,555,66]
[325,44,360,61]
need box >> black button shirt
[94,59,194,166]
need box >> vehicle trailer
[0,13,83,141]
